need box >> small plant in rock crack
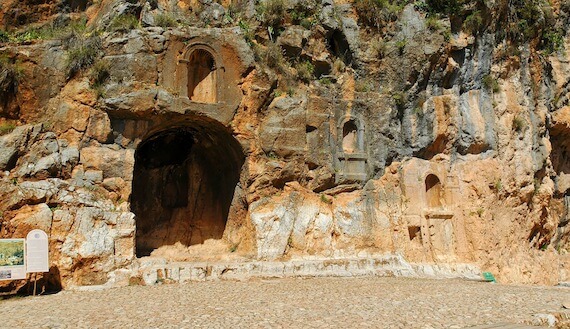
[0,30,9,43]
[512,115,527,133]
[476,207,484,217]
[0,122,16,136]
[395,38,407,55]
[108,14,140,32]
[154,13,177,28]
[426,16,443,31]
[320,194,333,204]
[369,37,387,59]
[89,59,111,98]
[482,74,500,93]
[463,10,483,35]
[66,36,102,79]
[494,179,502,192]
[0,55,23,98]
[256,0,286,31]
[295,60,315,83]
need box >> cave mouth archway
[131,122,244,257]
[425,174,442,208]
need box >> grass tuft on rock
[108,14,140,32]
[66,36,102,79]
[154,13,178,28]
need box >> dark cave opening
[131,124,244,257]
[328,30,352,65]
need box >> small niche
[408,226,422,243]
[328,30,352,65]
[342,120,358,153]
[187,49,217,103]
[425,174,442,208]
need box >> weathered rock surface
[0,0,569,290]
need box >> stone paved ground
[0,277,568,329]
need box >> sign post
[26,230,49,296]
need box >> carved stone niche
[164,35,252,125]
[335,115,368,183]
[399,159,469,262]
[179,45,221,104]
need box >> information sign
[26,230,49,273]
[0,239,26,280]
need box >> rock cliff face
[0,0,569,290]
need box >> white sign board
[26,230,49,273]
[0,239,26,280]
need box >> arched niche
[187,48,217,103]
[342,120,358,153]
[338,116,364,154]
[179,44,224,104]
[335,115,367,183]
[425,174,443,208]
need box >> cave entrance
[131,123,244,257]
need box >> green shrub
[154,13,177,28]
[392,91,406,109]
[442,28,451,42]
[66,36,102,79]
[542,29,564,54]
[463,10,483,34]
[0,122,16,136]
[355,80,374,92]
[89,59,110,97]
[414,0,430,12]
[0,30,9,43]
[395,38,407,55]
[332,57,345,74]
[257,0,286,29]
[290,0,320,29]
[320,194,333,204]
[296,60,314,82]
[495,179,502,192]
[226,1,247,22]
[10,18,88,44]
[512,115,527,132]
[0,57,22,97]
[238,20,255,45]
[354,0,404,29]
[425,0,461,16]
[263,42,287,73]
[482,74,500,93]
[108,14,139,32]
[369,37,387,59]
[12,28,44,42]
[426,16,442,31]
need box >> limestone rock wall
[0,0,569,289]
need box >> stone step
[135,255,481,286]
[467,324,547,328]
